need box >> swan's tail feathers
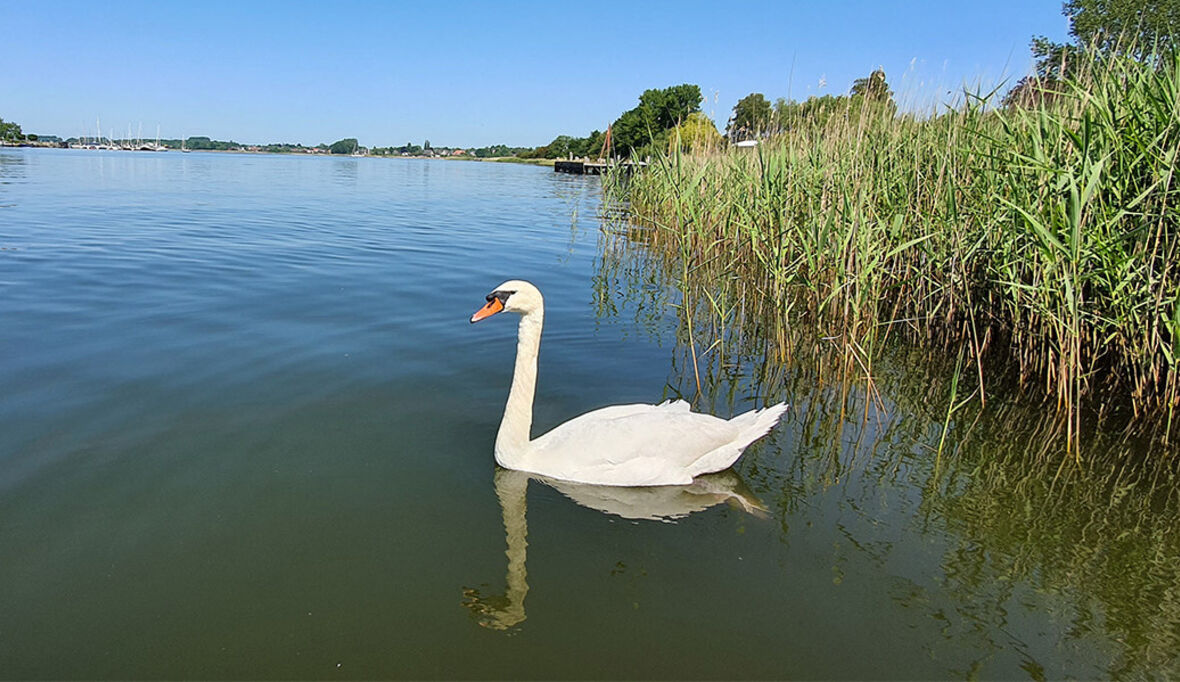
[732,402,788,445]
[688,402,789,478]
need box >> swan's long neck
[494,308,543,467]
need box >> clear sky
[2,1,1070,148]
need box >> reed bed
[607,48,1180,452]
[593,230,1180,676]
[593,229,1180,675]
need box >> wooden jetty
[554,159,647,175]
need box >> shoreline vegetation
[0,136,557,166]
[0,128,546,162]
[604,44,1180,456]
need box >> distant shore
[0,142,557,166]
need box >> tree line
[726,69,895,143]
[1004,0,1178,107]
[1,117,28,142]
[521,83,709,160]
[521,72,901,161]
[524,0,1177,160]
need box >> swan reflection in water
[462,467,766,630]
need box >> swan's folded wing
[526,402,742,486]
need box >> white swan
[470,280,787,486]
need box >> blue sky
[2,1,1069,148]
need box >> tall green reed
[606,46,1180,455]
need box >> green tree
[0,117,24,141]
[523,130,608,159]
[527,84,702,160]
[1006,0,1179,107]
[610,107,652,157]
[669,112,721,153]
[610,83,703,157]
[329,138,359,155]
[182,136,243,151]
[644,84,703,129]
[851,69,893,103]
[727,93,773,140]
[474,144,524,158]
[773,94,849,131]
[1065,0,1180,54]
[572,130,605,158]
[1003,39,1084,107]
[1031,37,1085,78]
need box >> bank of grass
[609,48,1180,451]
[474,156,555,166]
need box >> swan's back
[517,400,787,486]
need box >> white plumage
[471,280,787,487]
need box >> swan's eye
[488,290,515,303]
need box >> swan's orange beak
[470,297,504,323]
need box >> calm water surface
[1,148,1178,679]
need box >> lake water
[2,148,1178,679]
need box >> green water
[1,148,1177,679]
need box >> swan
[470,280,787,486]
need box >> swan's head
[470,280,543,323]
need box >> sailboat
[133,123,166,151]
[94,118,119,150]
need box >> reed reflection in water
[592,212,1180,678]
